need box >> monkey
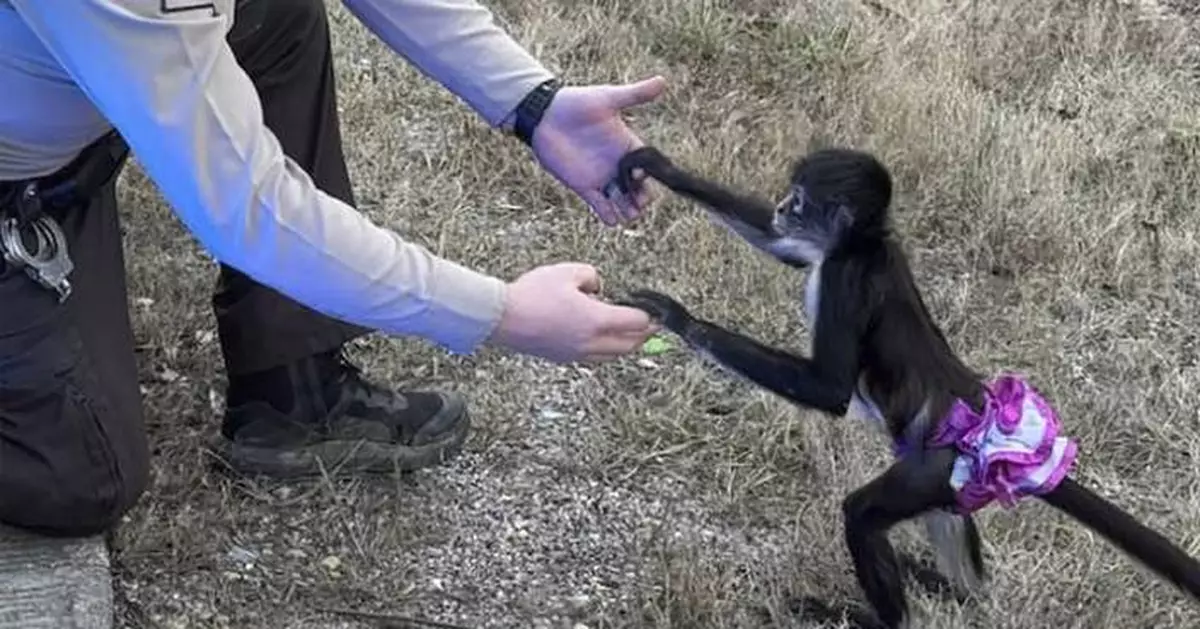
[612,145,1200,629]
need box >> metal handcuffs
[0,183,74,303]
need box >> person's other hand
[531,76,668,226]
[486,262,659,363]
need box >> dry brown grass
[109,1,1200,627]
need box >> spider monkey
[614,146,1200,629]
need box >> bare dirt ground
[108,1,1200,627]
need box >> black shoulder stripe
[161,0,218,17]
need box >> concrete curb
[0,524,112,629]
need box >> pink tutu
[924,374,1078,514]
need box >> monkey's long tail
[1039,476,1200,599]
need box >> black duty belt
[0,130,131,302]
[0,130,131,223]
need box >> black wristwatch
[511,78,562,147]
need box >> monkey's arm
[622,276,863,416]
[617,147,777,235]
[684,317,857,416]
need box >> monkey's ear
[834,205,855,230]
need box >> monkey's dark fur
[615,146,1200,629]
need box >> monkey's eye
[786,187,808,216]
[782,186,811,214]
[774,192,795,214]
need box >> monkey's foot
[788,597,886,629]
[785,553,960,629]
[897,552,971,604]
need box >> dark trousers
[0,0,369,537]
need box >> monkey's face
[772,187,805,233]
[762,185,846,267]
[785,148,893,239]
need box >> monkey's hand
[617,289,694,335]
[616,146,678,197]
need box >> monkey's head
[614,145,893,269]
[765,148,893,267]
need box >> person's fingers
[583,333,649,359]
[581,189,619,226]
[611,186,640,222]
[565,263,602,294]
[603,75,667,110]
[607,163,654,221]
[612,166,656,213]
[614,321,663,340]
[580,322,666,361]
[590,301,655,333]
[580,352,622,363]
[574,313,664,362]
[612,159,646,198]
[631,185,655,212]
[587,315,662,354]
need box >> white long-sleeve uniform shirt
[0,0,556,353]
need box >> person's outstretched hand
[486,263,659,363]
[531,76,668,226]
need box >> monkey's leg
[825,448,960,629]
[790,550,966,629]
[791,552,965,629]
[895,549,976,604]
[920,510,986,598]
[789,597,885,629]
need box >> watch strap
[512,78,562,147]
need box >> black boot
[213,349,470,478]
